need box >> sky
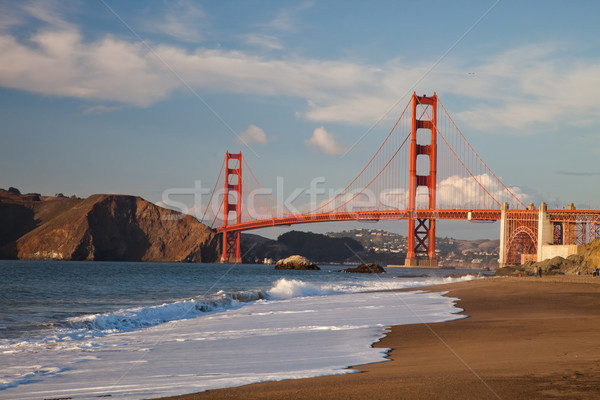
[1,0,599,240]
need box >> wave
[11,275,478,344]
[61,279,331,335]
[62,290,267,335]
[267,278,336,299]
[267,274,478,298]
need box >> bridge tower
[405,93,438,267]
[220,152,242,263]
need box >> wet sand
[156,276,600,399]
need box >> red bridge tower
[220,152,242,263]
[405,93,438,267]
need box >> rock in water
[274,255,320,270]
[339,263,386,273]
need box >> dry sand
[156,276,600,399]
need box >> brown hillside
[0,191,219,262]
[0,191,80,249]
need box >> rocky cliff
[0,190,220,262]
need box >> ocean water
[0,260,482,399]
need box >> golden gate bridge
[204,93,600,266]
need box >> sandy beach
[156,276,600,400]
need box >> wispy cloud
[21,0,76,31]
[237,125,269,145]
[306,127,346,155]
[82,105,123,115]
[243,33,284,50]
[263,1,314,32]
[555,170,600,177]
[139,0,205,42]
[451,44,600,133]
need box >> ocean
[0,260,482,399]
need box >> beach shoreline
[155,276,600,400]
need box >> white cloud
[306,127,346,155]
[449,44,600,133]
[435,174,531,209]
[377,174,531,211]
[0,7,599,134]
[237,125,268,145]
[0,18,377,108]
[0,29,178,106]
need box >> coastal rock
[0,191,220,262]
[339,263,385,273]
[274,255,320,270]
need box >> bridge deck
[217,209,600,233]
[217,209,503,232]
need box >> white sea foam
[0,274,477,353]
[266,278,335,299]
[60,274,476,336]
[0,273,474,400]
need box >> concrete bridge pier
[499,202,585,268]
[537,202,553,262]
[498,202,509,267]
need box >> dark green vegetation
[241,230,363,263]
[278,231,363,262]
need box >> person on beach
[538,266,542,278]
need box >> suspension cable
[242,155,295,216]
[328,132,411,213]
[302,99,412,215]
[201,157,226,224]
[414,96,501,208]
[438,100,526,208]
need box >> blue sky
[1,0,599,239]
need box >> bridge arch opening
[506,226,537,265]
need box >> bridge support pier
[498,202,509,268]
[499,202,590,267]
[537,203,584,263]
[405,93,438,268]
[220,152,242,263]
[537,202,553,262]
[221,230,241,264]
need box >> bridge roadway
[217,209,504,233]
[217,208,600,233]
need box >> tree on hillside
[277,231,363,262]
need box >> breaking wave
[9,274,477,344]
